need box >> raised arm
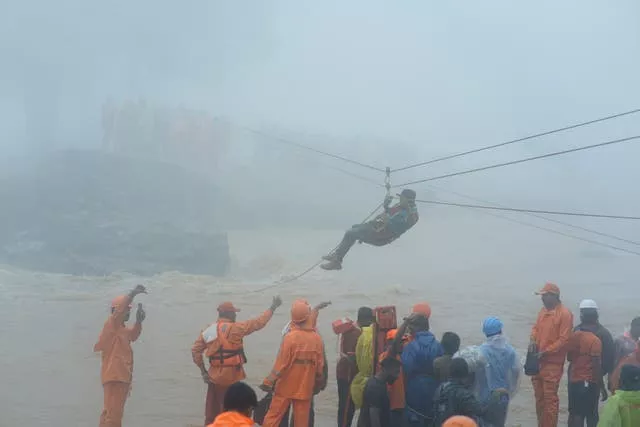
[232,296,282,339]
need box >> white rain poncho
[475,335,521,403]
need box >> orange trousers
[262,394,311,427]
[532,363,564,427]
[205,383,230,425]
[99,381,130,427]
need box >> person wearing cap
[598,364,640,427]
[575,300,615,392]
[94,284,147,427]
[261,299,325,427]
[192,296,283,425]
[378,328,406,426]
[390,302,443,426]
[529,282,574,427]
[566,299,607,427]
[321,188,419,271]
[475,317,520,427]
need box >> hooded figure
[598,364,640,427]
[475,317,520,427]
[261,300,325,427]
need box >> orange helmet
[291,299,311,324]
[412,302,431,318]
[111,295,132,310]
[443,416,478,427]
[386,329,398,341]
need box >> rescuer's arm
[235,296,283,338]
[542,310,573,355]
[128,303,145,342]
[314,343,327,394]
[310,301,331,329]
[94,285,146,352]
[261,336,294,391]
[529,311,541,352]
[191,333,211,384]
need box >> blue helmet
[482,316,503,337]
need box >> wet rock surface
[0,150,230,275]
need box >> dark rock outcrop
[0,150,230,276]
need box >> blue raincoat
[401,331,444,424]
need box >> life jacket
[204,321,247,367]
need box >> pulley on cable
[320,167,420,271]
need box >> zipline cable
[394,136,640,187]
[393,107,640,173]
[423,184,640,247]
[230,121,386,173]
[413,199,640,221]
[455,206,640,257]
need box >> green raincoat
[598,390,640,427]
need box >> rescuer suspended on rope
[321,189,419,271]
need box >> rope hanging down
[424,184,640,247]
[394,135,640,187]
[247,200,385,294]
[393,107,640,173]
[413,199,640,221]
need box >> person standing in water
[321,189,419,271]
[530,282,574,427]
[94,284,147,427]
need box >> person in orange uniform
[192,296,283,426]
[566,301,604,427]
[208,381,259,427]
[260,299,325,427]
[94,284,147,427]
[379,329,406,426]
[529,282,574,427]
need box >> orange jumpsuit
[94,296,142,427]
[208,410,256,426]
[192,310,274,425]
[262,325,325,427]
[530,303,573,427]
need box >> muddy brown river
[1,219,636,426]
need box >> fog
[1,1,640,426]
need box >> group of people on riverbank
[93,282,640,427]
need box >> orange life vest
[205,321,247,367]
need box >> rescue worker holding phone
[192,296,283,426]
[94,284,147,427]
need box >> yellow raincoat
[350,325,374,408]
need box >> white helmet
[579,299,599,310]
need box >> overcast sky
[2,0,639,219]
